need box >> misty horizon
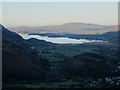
[2,2,118,27]
[3,22,117,29]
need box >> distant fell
[9,22,117,34]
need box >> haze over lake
[19,34,106,44]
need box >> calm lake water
[19,34,106,44]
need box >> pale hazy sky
[1,2,118,27]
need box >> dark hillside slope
[58,52,117,80]
[2,24,50,83]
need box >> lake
[19,34,106,44]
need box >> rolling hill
[2,24,120,88]
[9,22,117,34]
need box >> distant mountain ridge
[9,22,117,34]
